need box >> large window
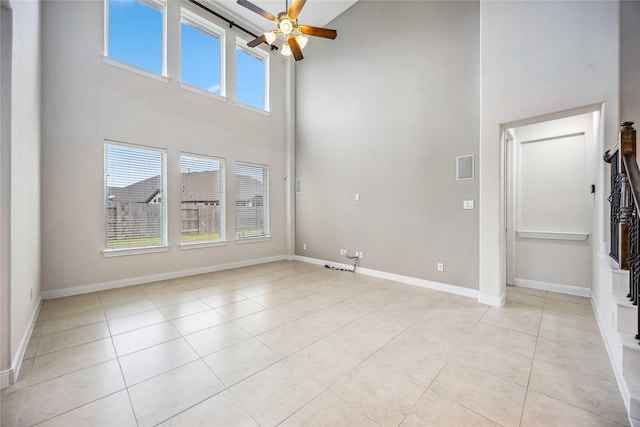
[107,0,165,75]
[105,142,167,250]
[235,163,269,239]
[181,154,226,244]
[180,9,224,95]
[235,42,268,111]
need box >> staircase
[597,250,640,426]
[599,122,640,426]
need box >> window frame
[235,38,270,112]
[235,162,270,241]
[179,152,227,247]
[103,140,169,256]
[179,7,226,97]
[104,0,168,77]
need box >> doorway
[506,112,595,294]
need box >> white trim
[294,255,479,300]
[235,236,271,244]
[2,299,42,389]
[235,101,271,116]
[179,82,227,102]
[592,295,633,421]
[180,240,228,249]
[516,230,590,241]
[102,245,171,258]
[0,369,10,389]
[101,56,170,83]
[514,277,591,297]
[180,7,225,40]
[41,255,287,300]
[478,292,506,307]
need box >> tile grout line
[525,293,628,425]
[103,298,141,427]
[517,290,546,427]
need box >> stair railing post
[620,122,636,270]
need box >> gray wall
[295,1,480,289]
[621,0,640,125]
[40,0,288,292]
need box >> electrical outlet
[437,263,444,272]
[463,200,474,210]
[357,251,364,259]
[340,249,346,256]
[303,243,307,250]
[355,193,360,201]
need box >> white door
[508,113,593,290]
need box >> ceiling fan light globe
[264,31,278,45]
[279,18,294,35]
[295,34,308,49]
[282,42,292,56]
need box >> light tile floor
[0,261,630,426]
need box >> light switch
[355,193,360,201]
[463,200,474,210]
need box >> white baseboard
[0,368,11,388]
[592,293,633,422]
[294,255,479,300]
[514,278,591,297]
[42,255,288,300]
[478,291,506,307]
[2,298,42,389]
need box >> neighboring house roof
[145,189,161,203]
[107,170,264,203]
[180,171,221,202]
[108,175,162,204]
[236,174,265,201]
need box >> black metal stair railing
[609,121,640,344]
[619,121,640,344]
[629,198,640,342]
[609,150,620,262]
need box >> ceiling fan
[237,0,337,61]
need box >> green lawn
[107,236,162,248]
[109,231,249,247]
[236,230,266,238]
[181,232,220,243]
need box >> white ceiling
[208,0,358,33]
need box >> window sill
[101,56,170,84]
[235,236,271,244]
[180,240,229,249]
[235,101,270,116]
[179,82,227,103]
[102,245,171,258]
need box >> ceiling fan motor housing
[276,13,296,35]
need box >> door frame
[503,108,599,293]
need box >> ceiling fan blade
[237,0,277,22]
[298,26,337,40]
[288,0,306,20]
[288,37,304,61]
[247,34,267,48]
